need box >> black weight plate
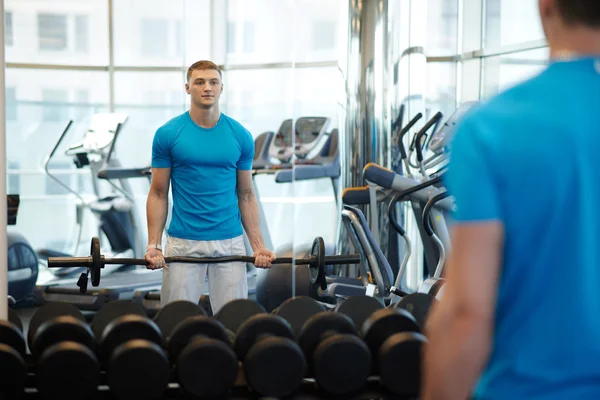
[335,296,384,332]
[308,237,326,290]
[378,332,427,396]
[91,299,147,339]
[28,302,86,349]
[233,314,295,360]
[275,296,325,337]
[153,300,206,339]
[215,298,266,334]
[312,334,371,395]
[108,339,170,400]
[244,336,306,397]
[169,316,231,358]
[177,338,238,398]
[31,315,95,358]
[99,314,163,362]
[395,292,436,329]
[0,320,26,357]
[8,307,23,332]
[298,312,358,360]
[0,343,26,398]
[362,308,420,357]
[91,236,102,287]
[36,341,100,400]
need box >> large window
[38,13,68,51]
[485,0,545,49]
[5,11,13,47]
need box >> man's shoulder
[220,114,252,138]
[156,112,189,136]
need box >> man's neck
[189,105,221,129]
[550,27,600,60]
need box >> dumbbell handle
[48,254,361,268]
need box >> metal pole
[0,0,8,320]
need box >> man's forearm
[238,189,265,250]
[146,191,169,245]
[422,306,492,400]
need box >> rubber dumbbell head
[169,316,238,398]
[28,303,99,400]
[298,312,371,395]
[334,295,384,331]
[394,292,437,329]
[362,307,426,396]
[0,320,27,398]
[215,298,266,334]
[234,314,306,398]
[274,296,325,337]
[153,300,206,340]
[96,303,170,400]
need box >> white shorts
[160,234,248,315]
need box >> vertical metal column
[0,0,8,320]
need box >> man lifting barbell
[145,60,276,314]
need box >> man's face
[186,69,223,109]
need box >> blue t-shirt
[152,111,254,241]
[445,57,600,399]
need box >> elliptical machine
[36,113,144,278]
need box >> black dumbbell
[0,317,26,399]
[154,300,238,398]
[334,295,384,331]
[298,311,372,395]
[233,313,306,397]
[28,302,99,400]
[92,300,170,400]
[215,298,267,335]
[274,296,326,337]
[362,307,426,396]
[394,292,437,329]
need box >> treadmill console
[428,101,480,153]
[66,113,129,156]
[269,116,331,163]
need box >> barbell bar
[47,237,362,293]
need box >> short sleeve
[444,117,502,222]
[151,127,172,168]
[236,128,254,170]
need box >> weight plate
[394,293,436,329]
[297,312,358,360]
[308,237,327,290]
[215,299,266,334]
[153,300,206,339]
[91,237,102,287]
[32,316,95,358]
[28,302,86,349]
[275,296,324,337]
[0,320,26,358]
[36,342,100,400]
[233,314,295,361]
[361,308,420,358]
[335,296,384,332]
[168,316,231,359]
[8,308,23,333]
[91,300,147,340]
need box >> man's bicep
[444,222,503,319]
[236,169,253,193]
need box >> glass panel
[484,0,544,48]
[426,0,459,55]
[482,47,549,98]
[113,0,185,66]
[426,62,457,119]
[184,0,215,65]
[225,0,341,65]
[5,11,14,47]
[462,0,483,52]
[5,0,109,65]
[6,69,109,252]
[460,59,481,101]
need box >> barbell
[47,237,362,293]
